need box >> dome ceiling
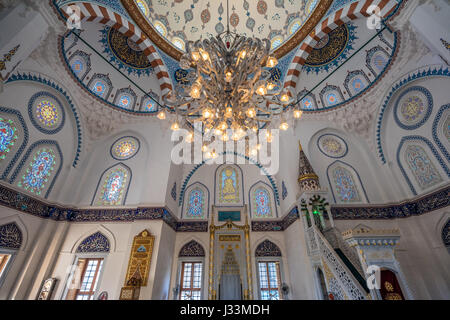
[123,0,333,60]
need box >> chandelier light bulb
[294,109,303,119]
[214,128,223,136]
[240,50,247,59]
[218,121,228,130]
[190,82,202,99]
[201,144,208,152]
[266,82,275,90]
[266,56,278,68]
[280,93,290,102]
[199,49,210,61]
[191,51,200,61]
[246,107,256,118]
[221,134,229,141]
[250,148,258,156]
[202,108,212,119]
[157,110,166,120]
[186,132,193,143]
[225,70,233,82]
[280,121,289,131]
[256,84,267,96]
[170,121,180,131]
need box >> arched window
[88,73,113,99]
[18,148,56,196]
[114,87,137,110]
[76,232,110,253]
[297,89,317,110]
[219,166,239,204]
[331,166,361,202]
[0,117,18,161]
[187,188,205,218]
[183,183,209,219]
[178,240,205,300]
[366,46,389,76]
[255,240,283,300]
[404,145,443,190]
[0,222,23,285]
[320,85,344,108]
[93,164,131,206]
[344,70,370,97]
[253,188,272,218]
[68,50,91,80]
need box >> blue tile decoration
[76,231,110,253]
[255,240,282,257]
[0,222,22,249]
[179,240,205,257]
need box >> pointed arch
[75,232,111,253]
[326,160,368,203]
[113,87,137,111]
[91,162,132,206]
[0,222,23,250]
[9,140,63,199]
[87,73,113,100]
[179,240,205,257]
[249,181,278,218]
[182,182,209,219]
[396,136,449,195]
[255,240,282,257]
[71,225,116,253]
[0,215,28,251]
[67,49,91,81]
[0,106,29,181]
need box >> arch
[296,89,318,110]
[179,240,205,257]
[432,104,450,162]
[139,91,160,113]
[215,164,243,206]
[319,85,344,107]
[343,70,370,97]
[178,153,280,206]
[255,240,282,257]
[87,73,113,100]
[75,232,111,253]
[91,162,132,206]
[366,45,390,76]
[0,215,28,251]
[5,72,84,167]
[113,87,137,111]
[181,182,210,219]
[248,181,278,218]
[396,136,449,195]
[0,106,29,181]
[442,218,450,248]
[67,49,91,81]
[71,225,117,253]
[326,160,368,203]
[0,222,23,250]
[9,140,64,199]
[284,0,400,91]
[375,65,450,163]
[56,2,172,97]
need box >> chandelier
[162,4,303,141]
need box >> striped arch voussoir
[60,2,172,97]
[284,0,399,92]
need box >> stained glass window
[71,58,84,76]
[405,145,443,189]
[92,81,106,97]
[111,137,139,160]
[0,117,17,160]
[289,19,301,35]
[186,188,204,218]
[253,188,272,218]
[326,92,338,105]
[143,98,156,111]
[332,166,361,202]
[351,78,365,93]
[36,100,59,127]
[98,167,129,205]
[18,148,56,195]
[219,167,239,203]
[117,95,132,108]
[179,262,203,300]
[136,0,149,16]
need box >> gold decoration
[384,281,403,300]
[0,45,20,72]
[124,229,155,287]
[219,235,241,242]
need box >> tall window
[179,262,202,300]
[253,187,272,218]
[404,145,442,190]
[95,165,131,206]
[66,258,104,300]
[0,253,12,279]
[0,117,17,160]
[258,261,281,300]
[18,148,56,195]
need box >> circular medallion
[111,136,140,160]
[394,86,433,130]
[257,0,268,15]
[28,92,65,134]
[317,134,348,158]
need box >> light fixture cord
[226,0,230,34]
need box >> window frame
[0,248,17,289]
[255,257,284,300]
[62,253,108,300]
[176,258,205,300]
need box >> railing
[305,224,367,300]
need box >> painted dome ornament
[163,0,295,141]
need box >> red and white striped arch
[60,2,173,97]
[283,0,400,94]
